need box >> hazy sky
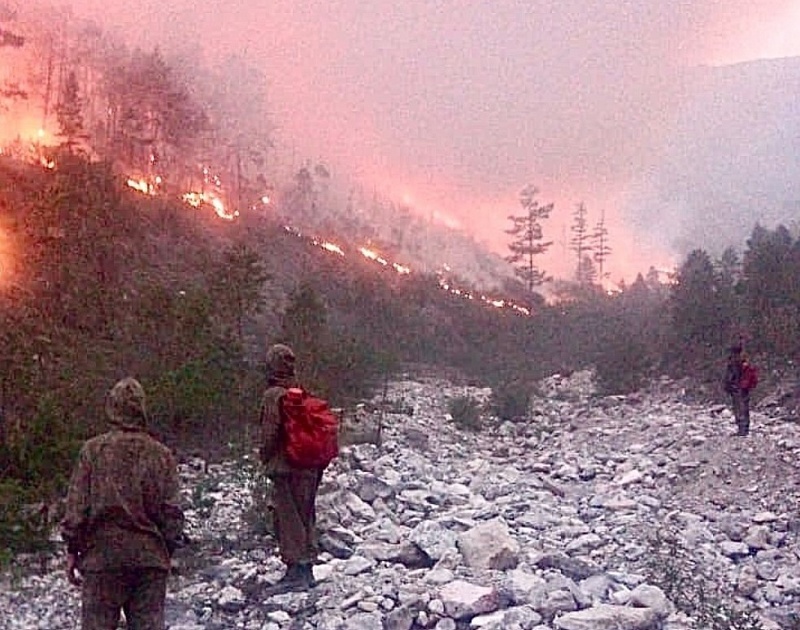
[63,0,800,280]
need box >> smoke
[33,0,800,279]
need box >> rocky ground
[3,371,800,630]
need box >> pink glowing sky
[57,1,800,280]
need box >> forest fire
[316,240,345,256]
[358,247,409,274]
[125,177,159,195]
[291,229,529,315]
[0,64,523,317]
[1,125,528,316]
[182,191,238,221]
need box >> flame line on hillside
[287,227,530,316]
[0,142,529,315]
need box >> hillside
[0,154,542,428]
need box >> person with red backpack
[723,344,758,436]
[258,343,338,593]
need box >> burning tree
[203,56,275,214]
[106,49,207,178]
[505,184,553,295]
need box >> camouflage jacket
[723,359,744,394]
[259,384,295,475]
[61,428,184,572]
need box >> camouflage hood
[266,343,296,387]
[105,377,148,429]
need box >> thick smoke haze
[63,1,800,280]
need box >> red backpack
[740,362,759,390]
[281,388,340,469]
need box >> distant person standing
[259,343,333,592]
[723,345,757,436]
[62,377,184,630]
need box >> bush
[644,525,766,630]
[593,331,651,395]
[489,379,531,421]
[447,395,482,432]
[0,480,55,564]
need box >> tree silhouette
[56,71,86,153]
[211,243,270,345]
[107,49,207,174]
[669,248,732,362]
[570,202,594,285]
[505,184,553,295]
[742,224,799,354]
[592,210,612,283]
[280,281,328,389]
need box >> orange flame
[318,241,345,256]
[126,177,158,195]
[182,191,238,220]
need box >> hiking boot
[299,563,317,588]
[263,563,315,595]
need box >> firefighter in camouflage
[259,343,323,592]
[62,377,184,630]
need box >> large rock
[553,604,660,630]
[411,520,459,562]
[457,518,520,570]
[504,569,547,606]
[439,580,500,620]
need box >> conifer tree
[578,254,597,286]
[570,202,594,285]
[212,243,270,345]
[592,209,612,283]
[505,184,553,295]
[56,71,85,153]
[669,248,731,356]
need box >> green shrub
[593,332,650,395]
[0,480,55,564]
[645,525,766,630]
[447,395,482,432]
[490,379,531,421]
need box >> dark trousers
[270,469,323,565]
[731,390,751,435]
[81,569,167,630]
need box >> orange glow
[281,228,528,314]
[182,191,238,220]
[127,179,152,195]
[359,247,389,266]
[392,262,411,275]
[0,225,13,290]
[317,240,345,256]
[126,177,161,196]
